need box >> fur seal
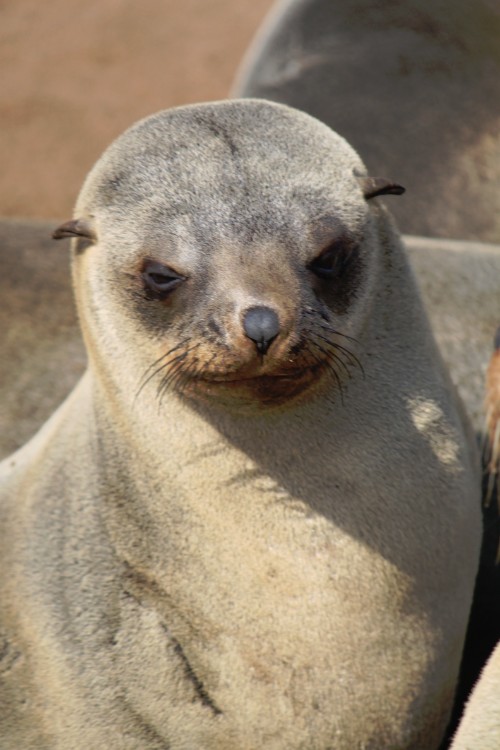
[0,99,481,749]
[232,0,500,242]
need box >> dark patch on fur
[207,316,224,339]
[190,112,259,240]
[160,624,223,717]
[96,169,133,208]
[493,325,500,352]
[312,240,364,316]
[121,567,222,718]
[119,694,172,749]
[0,635,21,675]
[192,114,240,160]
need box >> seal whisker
[303,309,359,343]
[190,352,218,384]
[313,330,363,374]
[300,310,362,372]
[157,344,203,406]
[135,338,192,401]
[176,356,205,398]
[142,339,190,381]
[317,323,359,347]
[308,347,345,405]
[138,343,199,404]
[309,336,352,381]
[157,358,189,405]
[157,356,187,400]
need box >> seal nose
[243,305,280,355]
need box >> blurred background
[0,0,274,219]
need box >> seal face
[65,101,384,413]
[131,220,365,410]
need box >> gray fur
[233,0,500,243]
[0,100,481,748]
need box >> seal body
[0,100,481,749]
[233,0,500,242]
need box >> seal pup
[232,0,500,242]
[0,99,481,749]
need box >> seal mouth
[138,326,360,410]
[195,370,315,385]
[183,363,328,407]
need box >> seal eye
[308,244,346,280]
[142,261,186,298]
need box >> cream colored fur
[451,641,500,749]
[0,100,481,748]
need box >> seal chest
[0,99,481,749]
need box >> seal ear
[52,218,95,241]
[357,176,406,200]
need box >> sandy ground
[0,0,274,220]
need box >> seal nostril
[243,306,280,355]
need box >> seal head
[55,100,402,413]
